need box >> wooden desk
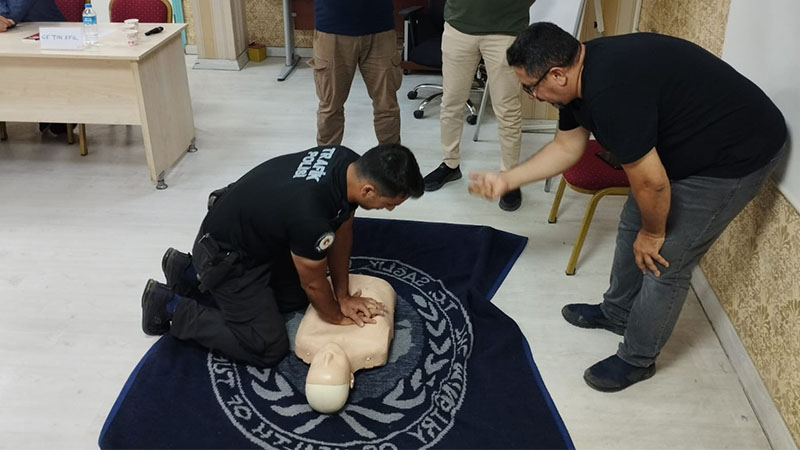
[0,22,195,188]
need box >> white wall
[722,0,800,209]
[91,0,111,23]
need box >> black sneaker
[584,355,655,392]
[39,122,57,137]
[141,279,173,336]
[423,163,462,192]
[48,123,68,135]
[561,303,626,336]
[499,188,522,211]
[161,247,196,296]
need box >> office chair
[547,140,630,275]
[109,0,173,23]
[400,0,486,122]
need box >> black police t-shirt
[559,33,786,180]
[201,146,359,262]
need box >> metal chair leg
[565,186,630,275]
[78,124,87,156]
[566,192,604,276]
[547,176,567,223]
[66,123,75,145]
[472,85,490,141]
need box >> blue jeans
[600,147,785,367]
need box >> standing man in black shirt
[469,23,787,391]
[141,144,424,368]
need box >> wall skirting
[692,267,797,450]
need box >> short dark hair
[354,143,424,198]
[507,22,581,78]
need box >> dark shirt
[314,0,394,36]
[0,0,65,23]
[445,0,530,36]
[202,146,359,263]
[559,33,787,180]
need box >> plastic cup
[126,29,138,46]
[124,18,139,32]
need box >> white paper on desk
[39,27,85,50]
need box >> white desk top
[0,22,186,60]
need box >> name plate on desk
[39,27,84,50]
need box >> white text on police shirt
[293,147,336,182]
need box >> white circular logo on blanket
[208,256,473,449]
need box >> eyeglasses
[522,66,555,98]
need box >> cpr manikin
[295,274,396,413]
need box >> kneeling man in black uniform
[141,143,424,368]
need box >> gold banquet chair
[109,0,173,23]
[548,140,631,275]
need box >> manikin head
[305,343,354,414]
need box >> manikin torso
[294,274,396,413]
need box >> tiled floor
[0,55,769,449]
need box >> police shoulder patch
[315,232,335,252]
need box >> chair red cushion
[562,140,630,190]
[110,0,169,23]
[55,0,87,22]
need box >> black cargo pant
[169,227,309,368]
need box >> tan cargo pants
[309,29,403,146]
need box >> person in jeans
[423,0,531,212]
[141,144,424,368]
[309,0,402,147]
[469,23,787,391]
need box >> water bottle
[82,3,98,46]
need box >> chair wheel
[407,90,418,100]
[413,110,424,119]
[466,115,477,125]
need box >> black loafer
[584,355,655,392]
[561,303,626,336]
[141,279,173,336]
[499,188,522,211]
[161,247,196,296]
[423,163,462,192]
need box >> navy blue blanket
[100,218,573,449]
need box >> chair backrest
[405,0,445,68]
[109,0,173,23]
[426,0,445,28]
[55,0,87,22]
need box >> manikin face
[305,343,353,414]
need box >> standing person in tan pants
[422,0,531,211]
[309,0,403,147]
